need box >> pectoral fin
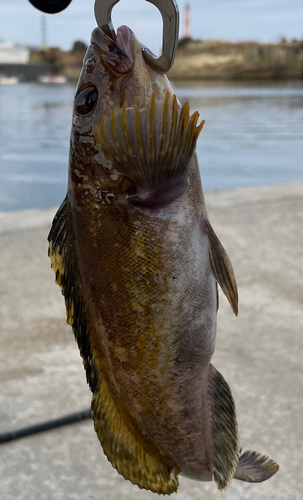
[95,92,204,206]
[234,449,279,483]
[48,197,179,494]
[205,219,238,316]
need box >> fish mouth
[90,26,134,75]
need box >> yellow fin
[95,92,204,192]
[92,367,179,494]
[48,196,179,494]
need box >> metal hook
[142,0,179,74]
[94,0,179,74]
[94,0,120,40]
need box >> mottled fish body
[48,26,278,494]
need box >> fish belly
[71,192,217,480]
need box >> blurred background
[0,2,303,500]
[0,0,303,211]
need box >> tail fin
[234,449,279,483]
[95,92,204,204]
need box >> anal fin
[208,364,239,491]
[205,219,238,316]
[48,196,179,494]
[234,449,279,483]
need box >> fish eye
[75,85,98,115]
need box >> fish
[48,25,279,494]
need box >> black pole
[0,408,91,444]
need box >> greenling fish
[48,26,278,494]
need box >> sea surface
[0,80,302,212]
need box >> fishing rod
[0,408,91,444]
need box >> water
[0,81,302,212]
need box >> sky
[0,0,303,52]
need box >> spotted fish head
[69,26,204,208]
[76,25,173,116]
[69,26,176,198]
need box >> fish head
[69,26,174,199]
[76,25,173,111]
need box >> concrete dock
[0,182,302,500]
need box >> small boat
[0,75,19,85]
[38,73,67,84]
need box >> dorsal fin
[95,92,204,196]
[48,197,179,494]
[204,219,238,316]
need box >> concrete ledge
[0,182,302,500]
[1,181,302,232]
[0,207,58,233]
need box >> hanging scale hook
[94,0,179,74]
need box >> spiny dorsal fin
[234,449,279,483]
[204,219,238,316]
[48,197,179,494]
[208,364,239,491]
[95,92,204,192]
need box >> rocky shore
[169,38,303,80]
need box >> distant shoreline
[1,38,302,82]
[169,38,303,81]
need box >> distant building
[0,41,29,64]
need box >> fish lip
[115,25,135,60]
[90,27,133,74]
[91,27,128,59]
